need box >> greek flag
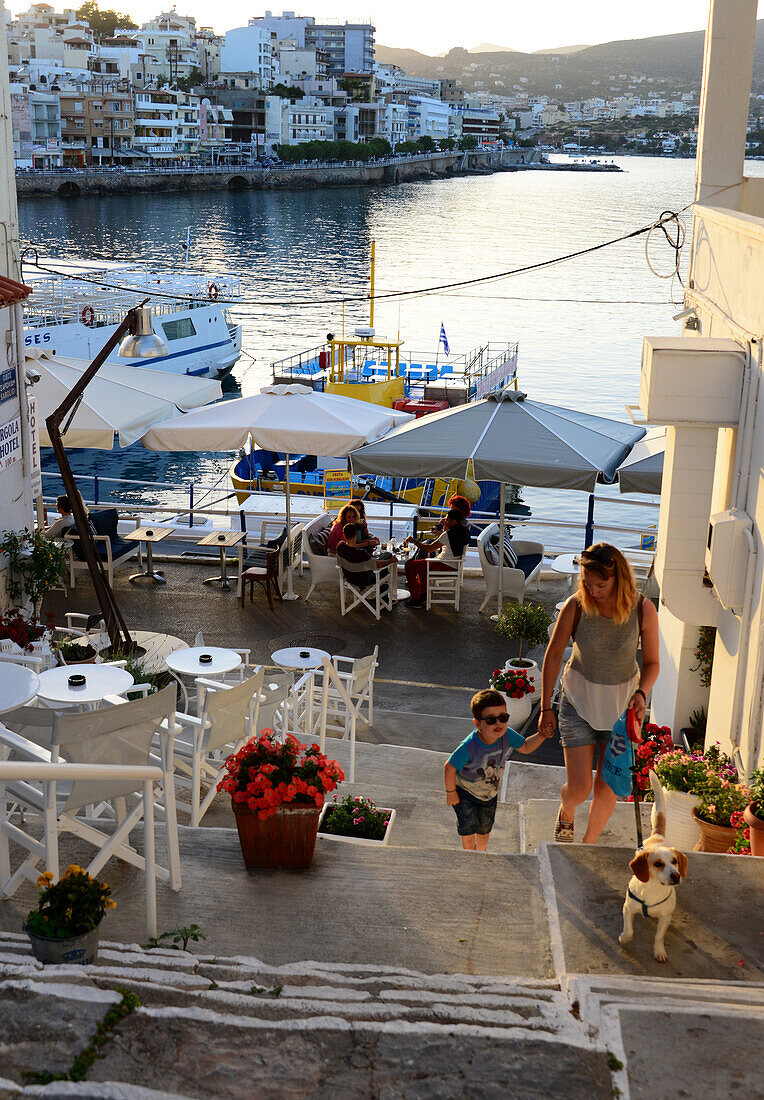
[439,323,450,357]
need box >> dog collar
[628,886,673,919]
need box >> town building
[59,86,134,166]
[219,23,274,88]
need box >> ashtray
[145,529,154,537]
[299,650,310,658]
[68,674,86,688]
[199,653,213,664]
[218,533,226,541]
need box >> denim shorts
[558,693,611,750]
[453,787,498,836]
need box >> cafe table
[36,663,134,707]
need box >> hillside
[377,22,764,100]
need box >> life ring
[207,283,219,300]
[81,305,95,326]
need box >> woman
[403,508,470,608]
[539,543,659,844]
[326,504,359,554]
[348,497,379,549]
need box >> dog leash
[627,708,643,848]
[627,887,673,919]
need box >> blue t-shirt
[448,728,524,801]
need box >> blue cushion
[515,553,542,579]
[91,509,119,539]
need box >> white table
[551,553,580,592]
[0,663,41,714]
[271,647,330,672]
[165,646,243,712]
[36,663,134,706]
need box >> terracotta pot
[691,809,736,853]
[743,804,764,857]
[232,799,323,869]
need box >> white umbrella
[142,384,414,598]
[29,350,222,449]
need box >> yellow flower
[105,899,117,910]
[36,871,54,888]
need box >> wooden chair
[240,550,280,611]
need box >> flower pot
[743,804,764,857]
[662,788,701,850]
[26,924,100,965]
[691,809,736,853]
[317,804,396,847]
[232,800,323,869]
[55,647,97,667]
[501,691,533,729]
[504,658,539,695]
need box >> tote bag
[602,709,634,798]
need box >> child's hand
[446,790,460,806]
[538,709,556,738]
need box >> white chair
[0,686,181,911]
[311,648,378,740]
[338,559,393,621]
[316,656,364,783]
[303,512,340,601]
[425,558,464,611]
[169,669,264,826]
[477,523,544,612]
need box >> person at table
[336,523,392,591]
[326,504,360,554]
[45,494,76,538]
[403,509,469,608]
[423,494,472,553]
[348,497,380,549]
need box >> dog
[619,770,687,963]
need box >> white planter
[501,691,533,729]
[317,804,396,847]
[663,788,701,850]
[503,658,539,698]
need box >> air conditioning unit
[705,509,754,613]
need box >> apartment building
[307,22,373,78]
[265,93,329,147]
[133,88,200,161]
[10,84,61,167]
[137,11,200,83]
[219,23,274,88]
[207,88,266,149]
[59,87,134,166]
[405,95,451,142]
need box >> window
[162,317,196,341]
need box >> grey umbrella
[618,427,665,495]
[350,389,645,613]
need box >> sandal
[554,806,575,843]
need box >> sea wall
[15,148,542,199]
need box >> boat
[22,257,242,379]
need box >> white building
[643,0,764,775]
[133,88,200,160]
[378,101,406,147]
[135,11,200,84]
[264,93,329,147]
[406,95,451,142]
[219,23,274,88]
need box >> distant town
[7,4,764,170]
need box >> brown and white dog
[619,770,688,963]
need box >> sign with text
[0,367,17,406]
[26,395,42,498]
[0,414,22,473]
[324,469,353,506]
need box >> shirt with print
[448,727,525,801]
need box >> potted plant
[25,865,115,965]
[0,607,54,653]
[0,528,67,621]
[217,731,344,869]
[743,767,764,857]
[691,625,716,687]
[489,667,535,727]
[318,795,395,847]
[680,708,706,752]
[692,774,751,852]
[494,601,552,692]
[652,749,713,849]
[54,637,98,665]
[627,723,675,801]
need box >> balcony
[690,193,764,336]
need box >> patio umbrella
[350,389,645,613]
[617,426,665,495]
[141,384,414,597]
[29,350,222,449]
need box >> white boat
[22,257,242,379]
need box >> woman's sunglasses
[574,547,614,567]
[481,713,509,725]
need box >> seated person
[404,508,469,608]
[348,497,379,549]
[425,493,472,549]
[336,523,392,592]
[45,494,77,538]
[326,504,359,554]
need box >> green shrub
[495,601,552,657]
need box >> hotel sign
[0,414,22,472]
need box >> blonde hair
[576,543,637,626]
[332,504,358,529]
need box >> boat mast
[369,239,375,329]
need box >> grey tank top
[567,601,640,686]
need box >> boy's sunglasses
[481,713,509,725]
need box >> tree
[177,67,205,91]
[76,2,136,40]
[459,135,478,150]
[439,137,456,151]
[417,135,436,152]
[269,83,304,100]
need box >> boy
[445,688,552,851]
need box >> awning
[28,349,221,449]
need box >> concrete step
[521,798,652,853]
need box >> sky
[105,1,726,54]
